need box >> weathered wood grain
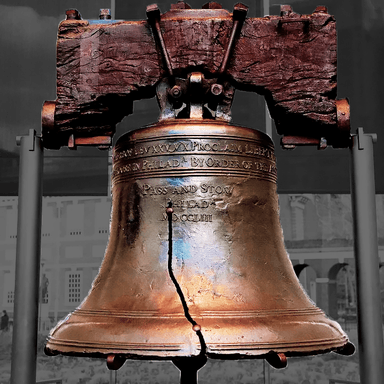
[43,8,342,149]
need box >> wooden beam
[42,6,348,149]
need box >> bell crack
[166,202,207,361]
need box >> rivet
[313,6,328,14]
[99,9,112,20]
[280,5,293,16]
[211,83,223,96]
[66,9,81,20]
[170,85,182,99]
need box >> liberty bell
[43,2,354,380]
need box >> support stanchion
[350,127,384,384]
[263,359,271,384]
[10,129,44,384]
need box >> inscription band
[113,136,277,184]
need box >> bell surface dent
[45,119,351,360]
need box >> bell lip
[44,337,353,362]
[44,310,353,361]
[204,339,354,361]
[204,337,351,357]
[45,293,352,361]
[114,119,274,149]
[44,333,203,360]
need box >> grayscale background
[0,0,383,383]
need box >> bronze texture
[45,120,352,362]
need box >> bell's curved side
[45,120,353,361]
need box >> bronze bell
[45,116,353,367]
[43,1,355,379]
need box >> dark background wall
[0,0,382,195]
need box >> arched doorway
[294,264,317,304]
[328,263,356,324]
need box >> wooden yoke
[41,2,350,150]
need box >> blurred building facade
[1,193,383,331]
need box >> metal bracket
[16,129,37,151]
[67,135,112,150]
[189,72,204,119]
[281,135,327,150]
[356,127,378,150]
[155,72,234,121]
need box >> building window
[66,203,84,236]
[95,200,111,235]
[3,272,15,305]
[42,205,56,237]
[66,271,82,305]
[6,208,17,240]
[7,291,14,304]
[40,273,50,304]
[289,195,311,241]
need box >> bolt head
[66,9,81,20]
[280,5,293,16]
[146,4,161,20]
[313,6,328,14]
[99,9,112,20]
[233,3,248,20]
[211,83,223,96]
[170,85,182,99]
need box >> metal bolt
[233,3,248,21]
[99,9,112,20]
[319,137,327,150]
[170,85,182,99]
[211,83,223,96]
[66,9,81,20]
[146,4,161,20]
[280,5,293,16]
[313,6,328,14]
[147,4,174,77]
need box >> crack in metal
[166,202,207,357]
[166,201,207,383]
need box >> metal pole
[261,0,273,139]
[111,0,115,20]
[10,129,44,384]
[350,127,384,384]
[262,0,270,17]
[263,359,271,384]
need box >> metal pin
[147,4,174,78]
[218,3,248,76]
